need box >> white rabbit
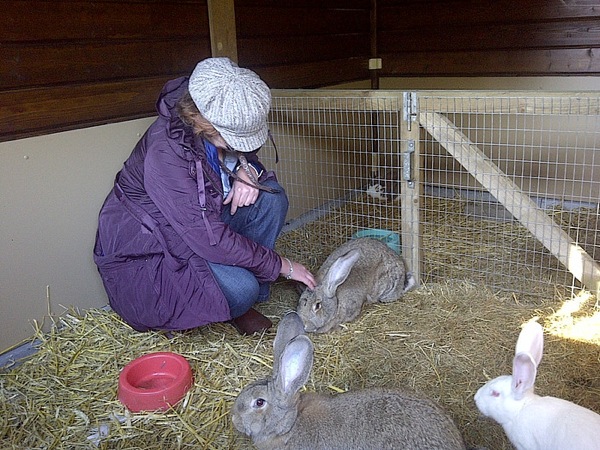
[231,311,466,450]
[297,237,416,333]
[365,168,401,202]
[474,320,600,450]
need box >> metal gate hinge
[403,92,418,123]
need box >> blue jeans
[207,180,288,318]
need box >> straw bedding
[1,197,599,450]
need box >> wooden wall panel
[234,0,371,88]
[2,41,206,89]
[384,48,600,77]
[2,0,211,142]
[378,0,600,28]
[377,0,600,77]
[380,20,600,53]
[3,1,206,42]
[0,78,172,140]
[3,0,599,142]
[259,57,368,88]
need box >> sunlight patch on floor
[545,291,600,345]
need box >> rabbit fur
[474,320,600,450]
[296,237,415,333]
[231,312,466,450]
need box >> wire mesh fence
[260,90,600,298]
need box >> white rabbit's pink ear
[515,321,544,367]
[512,353,537,400]
[323,249,361,297]
[511,321,544,400]
[274,335,313,397]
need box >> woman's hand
[281,257,316,290]
[224,170,259,214]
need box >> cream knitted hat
[188,57,271,152]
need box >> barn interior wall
[0,118,155,352]
[2,0,600,353]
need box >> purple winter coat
[93,77,282,331]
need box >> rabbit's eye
[313,302,321,312]
[254,398,266,408]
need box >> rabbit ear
[273,335,314,397]
[323,249,361,297]
[511,321,544,400]
[273,312,306,374]
[515,321,544,366]
[512,353,537,400]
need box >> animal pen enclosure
[267,90,600,300]
[2,90,600,449]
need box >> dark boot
[230,308,272,335]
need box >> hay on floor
[2,196,599,449]
[1,279,599,449]
[278,193,599,299]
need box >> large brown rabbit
[297,237,415,333]
[231,312,466,450]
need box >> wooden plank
[2,1,207,42]
[235,6,369,37]
[381,48,600,76]
[0,78,174,142]
[271,90,399,114]
[208,0,237,61]
[1,40,209,88]
[236,0,369,8]
[378,0,600,29]
[379,19,600,53]
[238,34,370,66]
[400,97,422,284]
[272,90,600,115]
[249,58,368,89]
[416,92,600,115]
[412,48,600,76]
[419,111,600,295]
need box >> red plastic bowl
[118,352,193,412]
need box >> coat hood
[156,76,189,119]
[155,76,199,161]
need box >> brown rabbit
[231,312,466,450]
[297,237,415,333]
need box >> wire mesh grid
[259,91,600,298]
[261,94,405,254]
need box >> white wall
[0,118,155,352]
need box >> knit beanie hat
[188,57,271,152]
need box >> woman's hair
[176,90,220,138]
